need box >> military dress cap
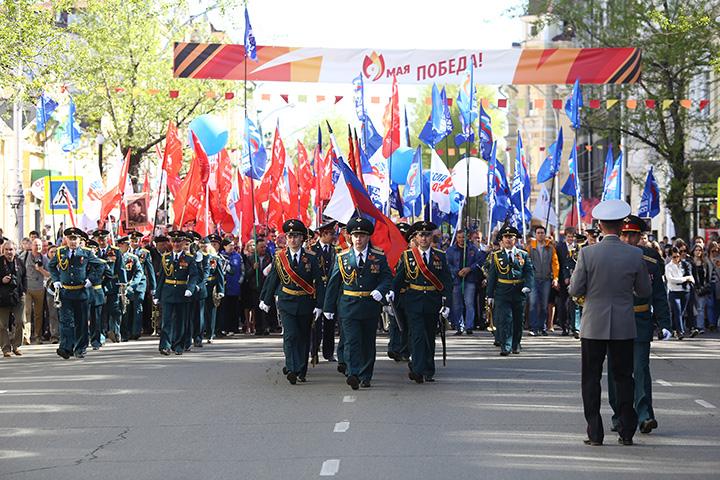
[116,236,129,244]
[187,230,202,241]
[168,231,187,242]
[221,238,233,247]
[91,229,110,238]
[408,220,437,239]
[86,239,99,248]
[575,233,588,245]
[585,227,600,236]
[317,219,338,232]
[199,237,211,244]
[346,216,374,235]
[622,215,648,233]
[64,227,88,240]
[592,199,632,221]
[282,219,308,236]
[396,222,411,240]
[154,235,169,243]
[129,231,143,239]
[498,225,520,237]
[206,234,222,244]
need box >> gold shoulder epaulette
[370,247,384,255]
[432,247,445,254]
[642,255,658,264]
[59,246,68,251]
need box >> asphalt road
[1,330,718,479]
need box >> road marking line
[342,395,356,403]
[333,421,350,433]
[320,459,340,476]
[0,391,7,394]
[656,379,672,387]
[695,399,717,409]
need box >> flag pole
[296,150,301,218]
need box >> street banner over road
[174,43,640,85]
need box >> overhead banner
[174,43,640,85]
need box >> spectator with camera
[20,238,50,344]
[0,240,28,357]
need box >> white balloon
[451,157,488,197]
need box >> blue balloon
[188,114,228,156]
[389,146,415,185]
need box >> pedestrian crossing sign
[44,176,83,215]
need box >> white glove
[323,312,334,320]
[262,263,273,277]
[385,291,395,303]
[661,328,672,341]
[53,281,62,290]
[152,298,159,305]
[84,279,92,288]
[183,289,193,297]
[259,301,270,313]
[487,298,494,307]
[217,292,224,299]
[439,306,450,319]
[195,252,203,262]
[313,308,322,320]
[521,287,531,294]
[370,290,383,302]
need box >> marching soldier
[259,219,325,385]
[48,228,104,359]
[323,217,392,390]
[117,236,146,342]
[565,233,587,339]
[486,225,535,356]
[386,221,412,362]
[156,231,200,355]
[85,240,111,351]
[129,231,156,338]
[310,219,340,364]
[200,236,225,344]
[609,215,672,435]
[185,231,209,350]
[93,229,126,344]
[391,221,451,383]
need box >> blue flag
[390,182,403,212]
[560,139,586,218]
[536,127,564,184]
[419,85,453,148]
[489,142,512,230]
[352,74,366,122]
[403,146,424,217]
[241,117,267,180]
[479,105,493,161]
[602,143,615,189]
[244,7,257,61]
[601,152,622,201]
[360,116,383,160]
[61,97,82,152]
[35,93,57,133]
[638,166,660,218]
[455,68,477,146]
[511,131,531,217]
[565,78,583,130]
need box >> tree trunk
[667,158,690,241]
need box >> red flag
[172,132,209,228]
[256,124,286,204]
[353,128,365,188]
[100,149,132,221]
[209,149,235,233]
[347,125,357,173]
[318,148,334,202]
[381,74,400,158]
[194,195,212,237]
[240,173,255,244]
[296,141,313,224]
[162,122,183,197]
[266,187,284,231]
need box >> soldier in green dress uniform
[486,225,535,356]
[309,219,340,364]
[92,229,127,344]
[155,231,200,355]
[47,228,105,359]
[85,240,111,351]
[201,236,225,344]
[387,222,412,362]
[129,231,156,339]
[260,219,325,384]
[390,221,451,383]
[116,236,146,342]
[323,217,392,390]
[609,215,672,435]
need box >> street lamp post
[9,96,25,241]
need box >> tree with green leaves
[63,0,245,183]
[534,0,720,240]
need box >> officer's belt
[282,286,310,296]
[498,278,522,285]
[62,284,85,290]
[409,284,437,292]
[165,279,187,285]
[343,290,372,297]
[93,285,103,290]
[634,304,650,313]
[207,276,216,281]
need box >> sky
[200,0,527,145]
